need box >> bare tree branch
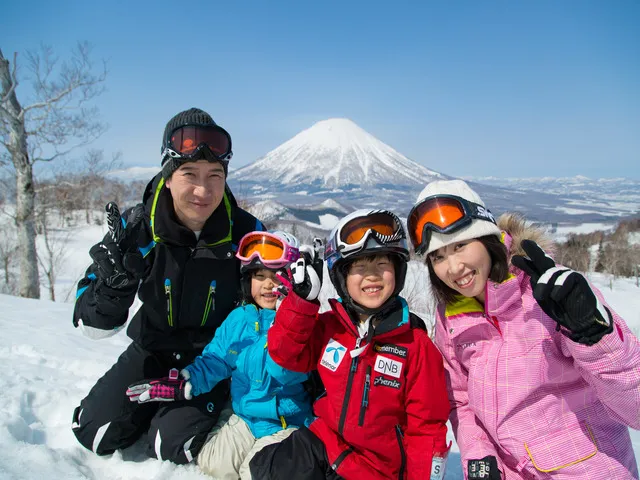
[0,42,108,298]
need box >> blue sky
[2,0,639,179]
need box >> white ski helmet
[324,209,409,315]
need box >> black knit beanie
[160,107,229,179]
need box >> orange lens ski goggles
[339,212,398,245]
[408,195,496,255]
[236,232,299,268]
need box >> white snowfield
[1,246,639,479]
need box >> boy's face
[345,254,396,313]
[250,269,281,310]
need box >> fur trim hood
[497,213,555,261]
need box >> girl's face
[250,269,281,310]
[429,239,492,304]
[346,254,396,319]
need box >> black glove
[89,202,146,289]
[468,456,501,479]
[291,238,324,301]
[511,240,613,345]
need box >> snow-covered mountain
[231,118,447,189]
[227,119,638,226]
[464,175,640,217]
[105,120,638,230]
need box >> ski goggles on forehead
[408,194,496,255]
[337,211,404,256]
[161,124,233,163]
[236,232,300,268]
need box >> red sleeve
[267,292,329,373]
[404,330,450,480]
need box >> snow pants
[249,425,345,480]
[71,341,229,464]
[197,406,297,480]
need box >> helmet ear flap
[392,254,408,296]
[240,273,254,305]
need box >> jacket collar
[329,296,411,338]
[445,271,521,319]
[240,304,275,334]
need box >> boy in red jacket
[250,209,450,480]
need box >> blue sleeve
[185,308,246,397]
[266,352,309,386]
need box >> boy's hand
[511,240,612,345]
[291,239,324,301]
[468,456,501,479]
[126,369,192,403]
[90,203,146,289]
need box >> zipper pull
[210,280,216,311]
[362,370,371,408]
[164,279,173,327]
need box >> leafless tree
[0,43,107,298]
[35,206,69,301]
[0,220,18,294]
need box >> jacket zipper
[358,366,371,426]
[395,425,406,480]
[200,280,216,326]
[338,337,361,435]
[164,278,173,327]
[331,446,354,472]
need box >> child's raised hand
[290,241,324,302]
[511,240,613,345]
[274,269,293,297]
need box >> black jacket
[73,173,264,353]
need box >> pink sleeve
[434,310,505,478]
[561,285,640,429]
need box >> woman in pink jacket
[407,179,640,480]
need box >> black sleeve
[72,205,151,338]
[73,263,137,336]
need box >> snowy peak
[231,118,446,188]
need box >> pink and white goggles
[236,232,300,269]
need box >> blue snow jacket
[184,304,313,438]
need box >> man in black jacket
[71,108,264,464]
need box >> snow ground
[1,224,639,479]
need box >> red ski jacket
[268,293,450,480]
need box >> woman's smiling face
[429,239,492,304]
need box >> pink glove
[126,368,192,403]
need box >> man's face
[165,160,226,231]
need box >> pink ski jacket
[434,215,640,479]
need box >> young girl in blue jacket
[126,230,313,479]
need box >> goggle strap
[468,202,497,225]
